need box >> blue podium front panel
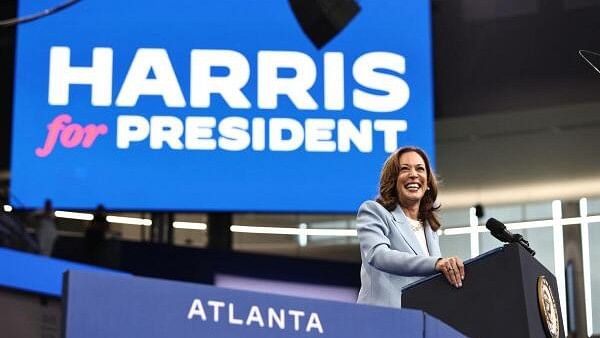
[63,270,464,338]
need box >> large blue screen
[11,0,434,212]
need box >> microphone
[485,218,535,256]
[486,218,516,242]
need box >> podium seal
[537,276,560,338]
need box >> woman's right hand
[435,256,465,288]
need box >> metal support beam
[150,213,174,244]
[207,213,232,250]
[562,202,588,337]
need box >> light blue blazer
[356,200,441,308]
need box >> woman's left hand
[435,256,465,288]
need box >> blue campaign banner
[63,270,464,338]
[11,0,435,212]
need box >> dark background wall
[433,0,600,119]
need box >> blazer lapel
[390,205,424,256]
[424,223,441,257]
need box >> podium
[62,269,466,338]
[402,243,564,338]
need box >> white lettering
[305,119,335,152]
[116,48,185,107]
[268,118,304,151]
[353,52,410,112]
[218,116,250,151]
[251,118,266,151]
[374,119,407,153]
[306,313,324,333]
[49,47,416,117]
[187,299,207,320]
[48,46,113,106]
[116,115,150,149]
[150,116,184,149]
[246,306,265,327]
[324,52,344,110]
[115,115,408,153]
[258,51,318,110]
[185,116,217,150]
[186,299,324,334]
[207,300,225,322]
[268,307,285,329]
[190,49,251,108]
[337,119,373,153]
[228,303,243,325]
[288,310,305,332]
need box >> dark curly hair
[376,146,441,231]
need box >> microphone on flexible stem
[485,218,536,256]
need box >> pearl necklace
[408,218,423,231]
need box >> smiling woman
[356,146,465,308]
[377,147,440,231]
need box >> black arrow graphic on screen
[288,0,361,49]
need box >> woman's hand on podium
[435,256,465,288]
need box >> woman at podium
[356,146,465,308]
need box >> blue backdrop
[11,0,434,212]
